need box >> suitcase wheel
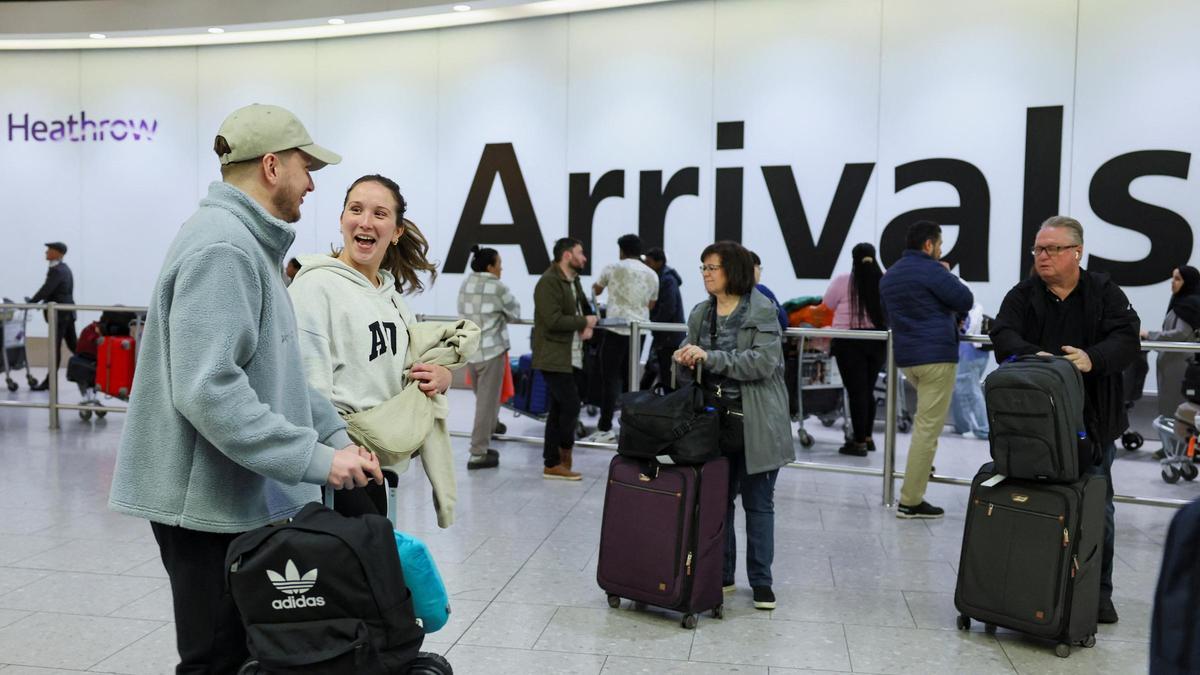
[79,410,92,421]
[607,594,620,609]
[406,651,453,674]
[26,375,37,387]
[96,410,107,419]
[1163,466,1182,484]
[1121,431,1144,450]
[1055,643,1071,658]
[711,604,725,620]
[1182,463,1198,482]
[7,380,17,392]
[681,613,698,630]
[798,429,814,448]
[956,615,970,631]
[1081,634,1096,648]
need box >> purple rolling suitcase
[596,454,729,629]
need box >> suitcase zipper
[610,481,682,499]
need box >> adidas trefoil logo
[267,560,326,610]
[267,560,318,595]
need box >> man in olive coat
[532,237,597,480]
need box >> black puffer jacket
[989,269,1141,444]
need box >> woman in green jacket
[675,241,794,611]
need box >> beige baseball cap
[214,104,341,170]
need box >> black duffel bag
[617,364,721,465]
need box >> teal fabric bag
[394,530,450,632]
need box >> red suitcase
[596,455,729,629]
[96,335,135,399]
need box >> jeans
[831,338,887,443]
[541,369,582,468]
[950,351,990,436]
[1088,440,1117,601]
[721,413,779,588]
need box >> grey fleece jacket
[680,289,795,475]
[108,182,351,533]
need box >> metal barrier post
[882,330,897,507]
[47,303,60,430]
[628,320,641,392]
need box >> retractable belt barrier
[1,302,1190,509]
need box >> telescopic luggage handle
[671,358,704,389]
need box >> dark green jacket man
[532,263,591,373]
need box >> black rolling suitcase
[954,465,1106,658]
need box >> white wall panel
[312,31,441,273]
[0,52,82,337]
[78,47,199,307]
[434,15,569,326]
[878,0,1077,319]
[568,0,714,310]
[714,0,882,306]
[1072,0,1200,336]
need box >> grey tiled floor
[0,370,1183,673]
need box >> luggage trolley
[1,298,37,391]
[1155,402,1200,484]
[793,333,849,448]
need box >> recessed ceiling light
[328,18,346,25]
[207,27,225,34]
[89,33,106,39]
[453,4,471,11]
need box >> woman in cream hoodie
[289,174,450,516]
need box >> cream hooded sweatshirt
[288,255,416,414]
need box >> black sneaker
[896,501,944,519]
[467,449,500,470]
[1098,598,1119,624]
[838,441,867,457]
[752,585,776,610]
[493,421,507,436]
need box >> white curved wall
[1,0,1197,380]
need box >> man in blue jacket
[642,247,684,391]
[880,221,974,518]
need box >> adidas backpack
[226,503,425,674]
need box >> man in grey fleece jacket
[108,104,382,673]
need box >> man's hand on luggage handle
[328,445,383,489]
[1062,346,1092,373]
[411,363,452,398]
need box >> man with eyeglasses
[989,215,1140,625]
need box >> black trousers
[151,522,248,675]
[541,368,583,467]
[640,333,684,393]
[57,318,77,356]
[831,338,887,443]
[598,329,644,431]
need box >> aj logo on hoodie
[369,321,399,361]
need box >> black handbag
[617,364,721,465]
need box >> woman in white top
[289,174,451,514]
[457,246,521,469]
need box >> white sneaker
[588,429,617,444]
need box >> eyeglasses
[699,264,723,273]
[1030,244,1080,258]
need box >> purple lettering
[66,114,78,141]
[79,110,95,141]
[30,120,47,141]
[49,121,65,141]
[7,113,29,142]
[110,119,127,141]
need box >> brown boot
[543,464,582,481]
[561,447,573,471]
